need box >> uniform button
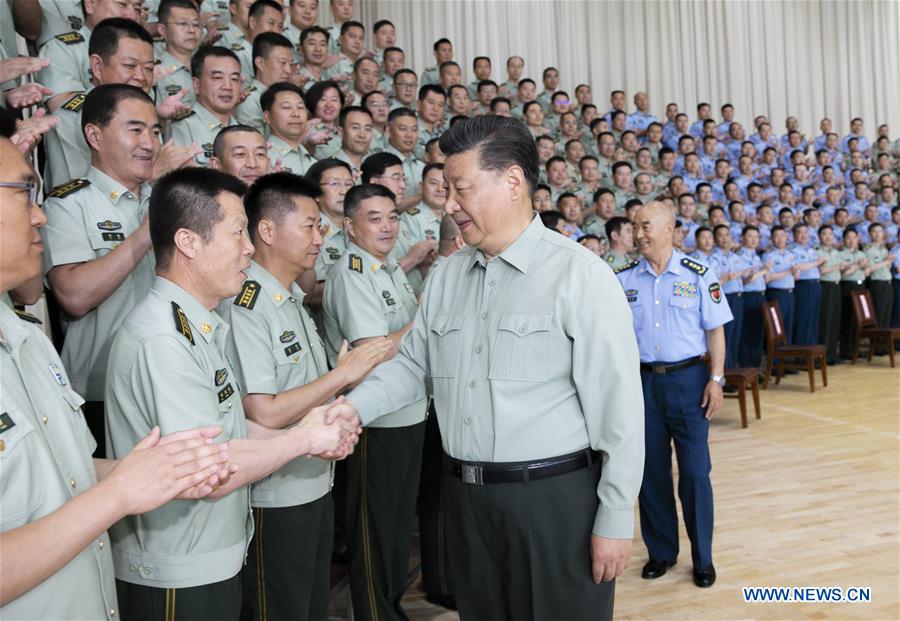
[518,325,526,333]
[0,439,5,452]
[655,346,661,351]
[129,564,138,571]
[656,278,660,284]
[655,322,660,328]
[474,345,481,354]
[70,479,77,488]
[488,279,495,286]
[110,609,116,617]
[655,300,660,305]
[464,417,472,424]
[481,311,488,319]
[227,401,232,409]
[42,415,48,425]
[469,380,476,389]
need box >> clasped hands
[299,396,363,461]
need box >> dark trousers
[241,495,334,621]
[766,288,794,344]
[793,280,822,345]
[723,292,743,369]
[867,279,893,328]
[85,400,106,458]
[739,291,765,368]
[346,423,425,621]
[639,362,713,570]
[819,282,842,362]
[840,280,865,358]
[444,455,615,621]
[892,279,900,328]
[117,575,241,621]
[418,410,453,598]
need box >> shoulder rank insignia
[55,31,84,45]
[97,220,122,231]
[235,281,260,310]
[172,109,195,122]
[171,301,194,345]
[48,178,90,199]
[13,309,43,325]
[0,412,15,434]
[62,93,86,112]
[406,207,420,215]
[614,260,639,274]
[680,257,709,276]
[231,43,244,51]
[165,84,182,94]
[349,254,363,273]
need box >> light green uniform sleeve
[41,194,95,269]
[223,304,279,395]
[38,35,89,97]
[324,270,389,355]
[42,109,90,189]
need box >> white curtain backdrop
[351,0,899,140]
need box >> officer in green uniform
[817,225,843,364]
[308,159,354,282]
[153,0,203,109]
[261,83,318,175]
[415,84,447,160]
[234,32,294,131]
[839,228,868,359]
[322,184,429,621]
[327,116,644,620]
[167,46,241,166]
[209,125,270,185]
[217,0,283,81]
[603,216,635,270]
[42,85,159,455]
[221,173,390,621]
[392,162,445,296]
[863,223,894,328]
[106,167,358,621]
[0,125,230,621]
[383,107,425,210]
[420,38,453,86]
[37,0,86,47]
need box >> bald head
[633,201,675,260]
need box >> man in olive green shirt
[329,116,644,620]
[863,223,894,328]
[390,162,445,296]
[233,31,293,131]
[261,82,318,175]
[0,128,230,621]
[323,184,429,621]
[383,107,425,210]
[602,216,634,270]
[153,0,201,109]
[106,167,358,621]
[839,228,869,359]
[816,225,843,364]
[220,172,390,621]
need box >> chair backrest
[850,290,878,329]
[761,300,788,351]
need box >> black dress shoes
[693,564,716,588]
[641,559,676,579]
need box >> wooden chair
[724,368,761,428]
[761,301,827,392]
[850,290,900,367]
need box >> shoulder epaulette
[234,280,260,310]
[680,257,709,275]
[614,260,639,274]
[171,302,194,345]
[349,254,363,273]
[47,178,90,199]
[171,109,195,122]
[61,93,86,112]
[55,31,84,45]
[13,310,42,325]
[406,207,420,215]
[231,43,244,51]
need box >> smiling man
[326,115,644,620]
[210,125,270,186]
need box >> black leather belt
[446,448,598,486]
[640,355,704,374]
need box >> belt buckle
[461,464,484,485]
[653,365,666,374]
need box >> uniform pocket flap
[497,313,552,336]
[431,313,466,337]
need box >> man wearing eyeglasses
[153,0,202,109]
[322,183,428,621]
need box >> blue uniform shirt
[762,247,797,289]
[737,247,766,292]
[616,250,733,363]
[790,243,820,279]
[710,248,747,294]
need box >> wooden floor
[333,360,900,621]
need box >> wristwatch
[709,374,726,387]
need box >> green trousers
[116,575,241,621]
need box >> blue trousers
[766,288,794,344]
[892,280,900,328]
[793,280,821,345]
[723,293,743,369]
[739,291,765,368]
[639,362,713,570]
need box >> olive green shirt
[347,215,644,539]
[41,167,156,401]
[864,243,891,281]
[602,249,629,270]
[167,103,236,166]
[420,66,439,87]
[817,246,842,283]
[42,93,90,190]
[153,49,195,109]
[266,134,317,176]
[391,204,442,296]
[217,32,253,80]
[323,243,427,428]
[313,124,343,160]
[415,118,445,161]
[234,79,267,132]
[37,0,85,47]
[384,144,425,200]
[581,214,607,238]
[220,261,332,508]
[0,304,118,621]
[839,248,867,282]
[106,277,252,589]
[315,214,349,281]
[38,26,92,100]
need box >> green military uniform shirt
[839,247,867,282]
[322,54,354,87]
[315,214,349,280]
[267,134,317,175]
[346,215,644,538]
[41,168,156,401]
[42,92,90,190]
[864,243,891,281]
[333,148,366,183]
[313,124,342,160]
[326,24,342,55]
[153,49,195,109]
[420,66,439,87]
[106,277,252,589]
[0,304,119,620]
[323,243,427,428]
[216,30,253,80]
[415,118,445,161]
[38,26,92,99]
[391,205,441,296]
[220,261,333,508]
[167,103,236,166]
[817,246,842,283]
[384,144,425,200]
[234,78,267,132]
[602,249,630,271]
[37,0,85,47]
[0,1,18,91]
[581,214,607,238]
[370,127,388,153]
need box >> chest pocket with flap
[489,313,552,382]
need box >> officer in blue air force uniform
[615,202,732,589]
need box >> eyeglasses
[320,180,354,190]
[0,181,39,205]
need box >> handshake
[298,396,363,461]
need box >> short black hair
[260,81,305,112]
[304,80,345,114]
[340,20,364,36]
[433,37,451,51]
[542,66,558,79]
[81,83,155,138]
[422,162,444,179]
[191,45,240,77]
[305,158,352,185]
[339,105,371,126]
[439,60,460,75]
[418,83,446,101]
[605,216,631,241]
[387,106,416,124]
[472,56,491,69]
[343,183,395,219]
[212,125,264,159]
[489,97,511,111]
[88,17,153,60]
[438,115,539,193]
[373,19,394,33]
[477,79,498,93]
[353,56,379,72]
[158,0,199,24]
[249,0,282,20]
[252,32,292,67]
[150,167,246,270]
[300,26,329,45]
[448,83,467,99]
[243,172,322,239]
[361,151,403,183]
[540,210,565,230]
